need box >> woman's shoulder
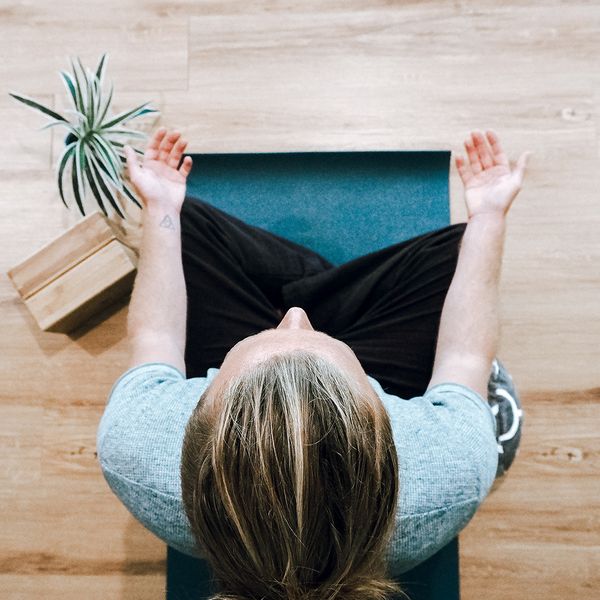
[367,376,497,575]
[97,362,218,494]
[367,375,498,514]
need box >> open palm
[456,130,532,219]
[124,127,193,214]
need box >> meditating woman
[97,127,528,599]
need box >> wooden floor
[1,1,599,598]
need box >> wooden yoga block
[7,210,138,333]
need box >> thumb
[513,151,533,185]
[124,145,141,181]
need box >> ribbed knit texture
[96,362,498,576]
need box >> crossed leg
[180,193,466,401]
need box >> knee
[181,195,220,228]
[180,195,224,245]
[182,193,211,215]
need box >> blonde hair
[181,349,404,600]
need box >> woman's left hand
[124,127,193,214]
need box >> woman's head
[180,308,403,600]
[203,307,379,412]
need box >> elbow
[429,353,494,400]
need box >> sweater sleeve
[423,382,498,502]
[383,381,499,575]
[95,362,215,557]
[96,362,211,498]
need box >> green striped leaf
[8,92,68,122]
[82,146,108,217]
[85,69,94,130]
[72,142,87,216]
[63,108,87,125]
[59,71,78,110]
[99,101,155,130]
[110,140,143,154]
[76,59,93,130]
[95,53,108,86]
[120,181,143,210]
[91,76,102,129]
[88,134,122,186]
[95,133,125,176]
[38,121,79,134]
[104,128,147,138]
[131,107,159,118]
[57,142,76,210]
[96,82,113,128]
[77,56,93,127]
[87,150,125,219]
[69,57,86,115]
[96,154,123,188]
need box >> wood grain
[1,1,598,598]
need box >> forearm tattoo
[159,214,176,231]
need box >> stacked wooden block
[7,211,138,333]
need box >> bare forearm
[127,206,187,355]
[433,213,506,369]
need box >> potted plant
[6,52,160,333]
[9,52,157,219]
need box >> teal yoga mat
[167,149,460,600]
[184,150,452,266]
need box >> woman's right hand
[455,130,533,220]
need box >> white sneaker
[487,358,524,481]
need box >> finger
[158,130,181,162]
[455,155,474,185]
[485,130,509,167]
[513,151,533,185]
[145,127,168,161]
[168,138,188,169]
[179,155,193,178]
[472,131,494,169]
[124,144,141,180]
[464,137,483,175]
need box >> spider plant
[8,52,159,219]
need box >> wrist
[140,205,182,249]
[467,211,506,227]
[142,204,181,232]
[143,202,181,219]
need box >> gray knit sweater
[96,362,498,575]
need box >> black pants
[180,194,467,401]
